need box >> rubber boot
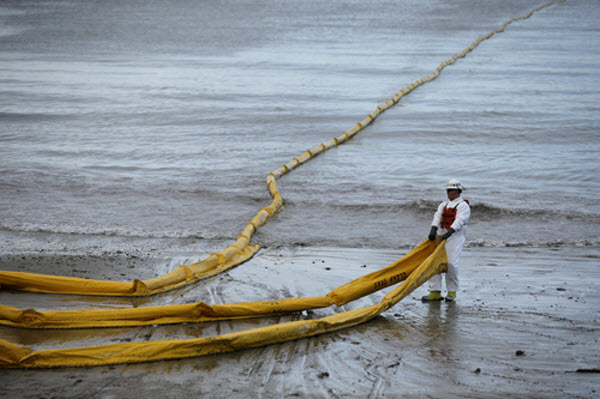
[445,291,456,302]
[421,291,442,302]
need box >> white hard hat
[445,178,465,191]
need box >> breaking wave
[285,199,599,222]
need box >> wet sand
[1,244,599,398]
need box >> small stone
[317,372,329,379]
[516,350,525,356]
[474,368,481,374]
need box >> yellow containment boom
[0,0,566,369]
[0,241,447,368]
[0,245,259,296]
[0,240,437,329]
[0,0,564,297]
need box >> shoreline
[1,244,598,397]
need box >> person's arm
[450,201,471,232]
[428,203,444,240]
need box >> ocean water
[1,0,599,255]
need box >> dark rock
[317,372,329,379]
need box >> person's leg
[444,263,458,302]
[428,273,442,291]
[444,234,464,301]
[423,274,443,301]
[446,262,459,292]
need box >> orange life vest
[440,199,469,229]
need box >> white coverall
[429,197,470,292]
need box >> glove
[428,226,438,241]
[442,228,455,240]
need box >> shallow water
[1,0,599,253]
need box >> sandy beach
[1,238,598,398]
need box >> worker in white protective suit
[422,179,471,302]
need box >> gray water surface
[1,0,599,251]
